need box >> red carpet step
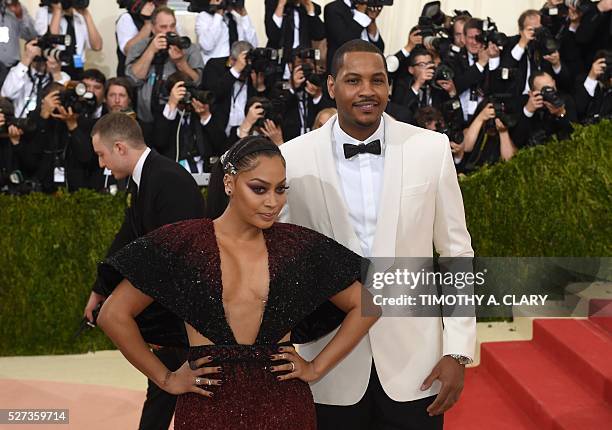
[448,317,612,429]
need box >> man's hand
[525,90,544,114]
[168,81,187,111]
[148,32,168,54]
[0,112,5,129]
[421,356,465,416]
[8,1,24,20]
[261,119,284,146]
[568,5,582,30]
[543,51,561,69]
[450,141,464,157]
[495,118,508,133]
[301,0,315,14]
[405,29,423,53]
[487,41,500,59]
[366,6,382,21]
[291,65,306,89]
[544,101,566,117]
[8,125,24,146]
[588,57,606,81]
[597,0,612,13]
[23,39,42,67]
[251,71,266,92]
[518,24,536,49]
[83,291,107,323]
[477,45,490,67]
[51,105,79,131]
[234,50,249,74]
[436,79,457,97]
[41,90,62,120]
[412,63,434,92]
[477,102,496,122]
[168,45,186,65]
[355,3,368,13]
[141,1,156,17]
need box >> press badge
[73,54,84,68]
[54,167,65,183]
[0,27,10,44]
[25,97,37,113]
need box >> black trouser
[316,362,443,430]
[138,347,187,430]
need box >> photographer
[105,76,135,114]
[448,18,502,122]
[388,26,422,82]
[461,99,517,172]
[513,70,576,148]
[195,0,258,65]
[281,48,333,140]
[35,0,103,79]
[391,47,458,124]
[324,0,386,72]
[126,6,203,134]
[265,0,325,71]
[575,0,612,65]
[236,96,284,146]
[1,38,70,119]
[0,0,37,73]
[415,106,467,174]
[151,71,227,171]
[575,51,612,122]
[116,1,156,76]
[201,41,269,137]
[500,9,572,98]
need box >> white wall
[21,0,544,77]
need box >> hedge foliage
[0,121,610,356]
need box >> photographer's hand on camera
[261,119,284,146]
[168,81,187,112]
[232,50,249,75]
[40,90,61,120]
[525,90,544,114]
[477,45,491,68]
[568,5,582,31]
[292,65,306,89]
[305,81,323,100]
[168,44,187,65]
[412,63,434,93]
[597,0,612,13]
[211,0,225,15]
[366,7,381,38]
[251,70,267,93]
[404,29,423,54]
[518,24,536,49]
[544,100,566,118]
[191,99,212,123]
[355,3,368,14]
[588,57,607,81]
[149,32,168,55]
[238,102,264,138]
[46,56,64,82]
[52,105,79,132]
[543,50,561,70]
[301,0,316,15]
[8,125,25,146]
[22,40,42,68]
[436,80,457,98]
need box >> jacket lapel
[312,116,362,254]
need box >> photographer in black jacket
[574,50,612,123]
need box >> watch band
[448,354,473,365]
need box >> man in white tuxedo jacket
[280,40,476,429]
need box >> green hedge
[0,121,610,356]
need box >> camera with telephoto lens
[116,0,165,15]
[34,33,73,63]
[0,99,37,138]
[539,86,565,109]
[166,32,191,50]
[39,0,89,8]
[59,81,98,115]
[532,26,560,56]
[476,18,508,48]
[181,83,215,107]
[247,47,279,74]
[182,0,244,13]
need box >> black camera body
[300,63,325,87]
[253,97,284,129]
[181,83,215,107]
[476,18,507,48]
[166,32,192,50]
[432,63,454,83]
[532,26,560,57]
[39,0,89,9]
[540,86,565,109]
[439,99,465,143]
[487,93,518,129]
[59,82,98,115]
[37,33,72,50]
[247,47,279,74]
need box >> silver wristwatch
[447,354,473,366]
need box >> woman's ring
[195,377,201,385]
[290,362,295,372]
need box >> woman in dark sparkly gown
[97,136,380,430]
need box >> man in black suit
[265,0,326,71]
[574,51,612,122]
[83,112,205,430]
[324,0,385,72]
[575,0,612,67]
[201,41,268,138]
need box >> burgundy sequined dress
[103,218,365,430]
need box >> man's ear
[115,141,128,156]
[327,75,335,100]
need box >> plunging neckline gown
[103,218,365,429]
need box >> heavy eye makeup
[247,180,289,195]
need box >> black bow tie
[343,140,382,159]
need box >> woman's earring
[225,189,232,196]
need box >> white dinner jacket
[279,113,476,405]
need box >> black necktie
[64,15,77,55]
[226,13,238,47]
[343,140,382,159]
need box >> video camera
[182,0,244,13]
[116,0,165,15]
[59,81,98,115]
[39,0,89,8]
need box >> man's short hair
[529,70,552,90]
[330,40,386,79]
[414,107,444,129]
[91,113,145,149]
[463,18,483,35]
[82,68,106,86]
[409,46,432,66]
[518,10,540,31]
[151,6,175,25]
[105,77,134,102]
[230,41,254,60]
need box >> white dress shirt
[132,147,151,189]
[332,117,385,257]
[195,10,258,65]
[34,7,90,60]
[226,67,248,136]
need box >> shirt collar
[132,147,151,189]
[333,116,385,158]
[344,0,352,8]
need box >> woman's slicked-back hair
[221,136,285,175]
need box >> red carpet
[447,314,612,430]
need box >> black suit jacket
[324,0,385,72]
[573,73,612,122]
[94,149,205,346]
[265,0,325,65]
[282,90,335,141]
